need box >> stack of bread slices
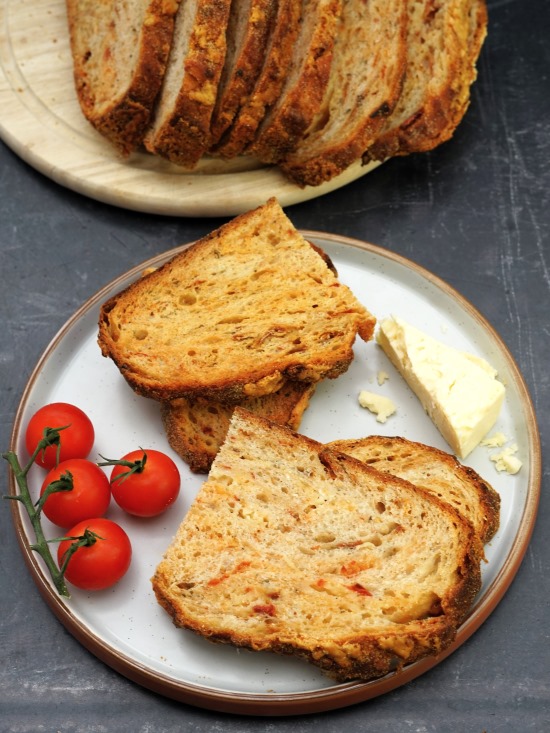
[152,407,498,682]
[98,197,499,682]
[66,0,487,187]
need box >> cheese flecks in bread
[377,316,505,459]
[152,409,482,683]
[358,390,396,424]
[98,198,376,403]
[327,435,500,545]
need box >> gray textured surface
[1,0,549,730]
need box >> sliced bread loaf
[362,0,487,164]
[211,0,303,159]
[66,0,181,155]
[208,0,278,151]
[162,381,316,473]
[247,0,343,165]
[152,408,483,682]
[143,0,232,168]
[279,0,408,187]
[327,435,500,544]
[98,198,376,402]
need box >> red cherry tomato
[40,459,111,528]
[57,518,132,591]
[25,402,95,469]
[108,449,180,517]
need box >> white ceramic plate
[0,0,380,217]
[8,233,541,715]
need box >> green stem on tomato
[2,427,72,598]
[98,450,147,484]
[56,529,103,577]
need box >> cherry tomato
[107,449,180,517]
[40,459,111,528]
[57,518,132,591]
[25,402,95,469]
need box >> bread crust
[67,0,182,155]
[161,381,316,473]
[152,408,483,682]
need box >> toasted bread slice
[362,0,487,163]
[143,0,232,168]
[98,198,376,403]
[66,0,181,155]
[208,0,278,151]
[212,0,303,159]
[327,435,500,544]
[152,408,483,682]
[162,381,316,473]
[247,0,343,165]
[279,0,408,187]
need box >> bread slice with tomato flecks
[152,408,483,682]
[66,0,182,155]
[208,0,279,152]
[97,197,376,404]
[362,0,488,164]
[143,0,232,168]
[211,0,302,159]
[247,0,343,165]
[279,0,408,187]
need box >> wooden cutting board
[0,0,379,217]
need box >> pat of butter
[358,390,396,423]
[377,315,505,458]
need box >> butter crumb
[490,444,522,475]
[377,370,389,386]
[481,432,508,448]
[358,390,396,423]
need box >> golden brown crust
[67,0,181,155]
[362,0,488,163]
[161,381,316,473]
